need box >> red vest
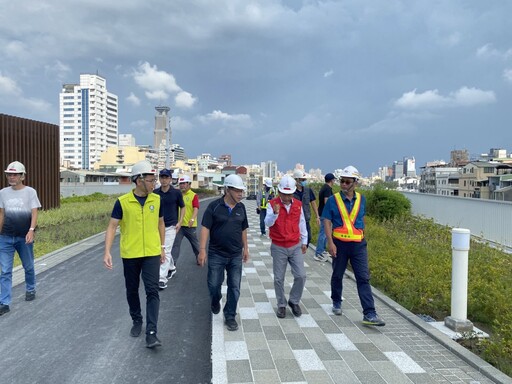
[269,197,302,248]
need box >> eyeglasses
[143,179,157,184]
[340,179,354,185]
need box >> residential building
[59,74,118,169]
[94,146,158,172]
[119,134,136,147]
[261,160,278,179]
[458,161,498,199]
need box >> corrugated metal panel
[402,192,512,250]
[0,113,60,210]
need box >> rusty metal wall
[0,113,60,210]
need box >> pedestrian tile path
[211,199,510,384]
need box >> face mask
[301,181,307,187]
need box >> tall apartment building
[59,74,118,169]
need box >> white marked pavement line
[212,309,228,384]
[384,351,426,374]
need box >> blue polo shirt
[321,192,366,229]
[202,197,249,258]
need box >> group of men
[0,159,385,351]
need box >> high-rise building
[59,74,118,169]
[261,161,278,179]
[404,157,416,177]
[154,106,170,149]
[119,134,136,147]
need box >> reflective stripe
[332,192,364,242]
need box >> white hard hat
[278,175,296,194]
[264,178,273,188]
[172,171,179,179]
[224,174,246,190]
[179,175,191,183]
[4,161,26,174]
[292,169,305,179]
[131,160,156,177]
[340,165,361,180]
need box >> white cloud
[503,68,512,83]
[130,119,148,127]
[131,62,196,108]
[476,43,512,60]
[394,87,495,109]
[324,70,334,78]
[0,73,22,96]
[175,91,196,108]
[44,60,71,81]
[200,110,251,124]
[171,116,194,131]
[126,92,141,106]
[197,110,253,134]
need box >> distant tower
[154,106,170,149]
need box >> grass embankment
[308,182,512,376]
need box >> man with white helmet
[0,161,41,316]
[265,175,308,318]
[198,174,249,332]
[256,178,275,237]
[103,160,166,348]
[292,169,320,247]
[322,166,385,326]
[171,175,201,266]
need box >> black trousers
[122,256,160,334]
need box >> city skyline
[1,1,512,175]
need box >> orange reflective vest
[332,192,364,242]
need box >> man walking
[265,175,308,318]
[103,160,166,348]
[292,169,319,246]
[323,166,385,326]
[314,173,336,262]
[256,178,275,237]
[198,174,249,332]
[155,169,185,289]
[171,175,200,266]
[0,161,41,316]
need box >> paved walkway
[6,198,511,384]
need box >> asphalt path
[0,202,212,384]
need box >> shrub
[365,186,411,221]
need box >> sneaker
[314,254,326,262]
[158,281,167,290]
[0,304,10,316]
[211,301,221,315]
[332,302,342,316]
[25,291,36,301]
[362,313,386,326]
[146,331,162,348]
[225,318,238,331]
[322,251,331,261]
[130,322,142,337]
[167,268,177,279]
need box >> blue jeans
[0,234,36,306]
[207,251,242,320]
[330,238,376,316]
[315,218,327,255]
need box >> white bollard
[444,228,473,332]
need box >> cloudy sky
[1,0,511,176]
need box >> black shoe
[25,291,36,301]
[211,301,221,315]
[0,304,10,316]
[276,307,286,318]
[225,318,238,331]
[130,322,142,337]
[146,331,162,348]
[158,281,167,290]
[288,300,302,317]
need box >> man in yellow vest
[103,160,166,348]
[323,166,385,326]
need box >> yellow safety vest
[332,192,364,242]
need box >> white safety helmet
[131,160,156,179]
[264,178,273,188]
[4,161,26,174]
[292,169,306,179]
[278,175,296,194]
[224,174,246,190]
[339,165,361,180]
[179,175,192,183]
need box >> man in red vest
[265,175,308,318]
[323,166,385,326]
